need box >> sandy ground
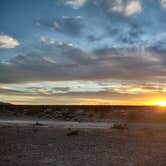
[0,122,166,166]
[0,119,114,129]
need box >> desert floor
[0,121,166,166]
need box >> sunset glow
[155,101,166,107]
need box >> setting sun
[155,101,166,107]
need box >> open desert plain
[0,105,166,166]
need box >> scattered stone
[112,123,129,130]
[67,128,79,136]
[34,121,44,126]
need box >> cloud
[1,0,166,105]
[160,0,166,8]
[0,1,166,84]
[125,0,142,16]
[105,0,142,16]
[1,79,166,105]
[60,0,142,16]
[53,87,71,92]
[36,16,83,37]
[35,1,166,49]
[1,81,165,105]
[0,38,166,84]
[0,34,20,48]
[1,80,164,96]
[85,5,166,48]
[62,0,87,9]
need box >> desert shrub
[112,123,129,130]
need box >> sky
[1,0,166,105]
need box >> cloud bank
[0,38,166,83]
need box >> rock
[112,123,129,130]
[67,128,79,136]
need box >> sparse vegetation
[0,105,166,122]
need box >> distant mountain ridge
[0,102,12,105]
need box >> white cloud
[125,0,141,16]
[108,0,142,16]
[0,34,20,48]
[39,36,56,44]
[110,0,123,13]
[160,0,166,8]
[64,0,87,9]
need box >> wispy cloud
[62,0,87,9]
[36,16,83,37]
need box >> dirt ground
[0,125,166,166]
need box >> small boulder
[67,128,79,136]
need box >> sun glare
[155,101,166,107]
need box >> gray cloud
[53,87,71,92]
[0,40,166,84]
[0,85,164,102]
[0,87,33,96]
